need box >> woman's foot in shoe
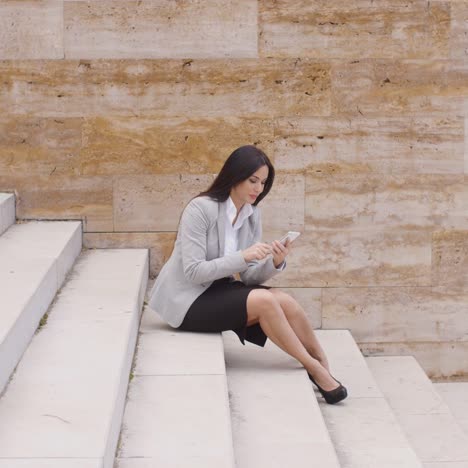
[307,367,348,404]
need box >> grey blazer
[148,195,285,327]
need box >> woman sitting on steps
[148,144,348,405]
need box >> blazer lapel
[217,201,226,257]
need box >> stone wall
[0,0,467,378]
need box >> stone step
[0,248,149,468]
[0,220,82,393]
[367,356,468,467]
[222,331,340,468]
[316,330,422,467]
[433,382,468,437]
[115,300,236,468]
[0,192,15,235]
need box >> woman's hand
[271,238,292,268]
[242,242,273,263]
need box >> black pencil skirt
[177,276,272,347]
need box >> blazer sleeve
[180,200,249,285]
[239,206,286,286]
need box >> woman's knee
[246,289,281,321]
[270,289,307,321]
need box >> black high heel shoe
[307,372,348,404]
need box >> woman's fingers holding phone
[242,242,272,262]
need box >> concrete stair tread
[222,331,340,468]
[367,356,468,465]
[433,382,468,436]
[115,305,236,468]
[315,330,423,468]
[0,249,148,468]
[0,220,82,394]
[0,192,15,235]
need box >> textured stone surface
[322,287,468,342]
[259,0,451,59]
[64,0,257,59]
[113,174,215,232]
[361,341,468,379]
[263,229,432,287]
[331,59,468,116]
[450,2,468,59]
[273,116,465,174]
[0,116,82,177]
[0,59,331,118]
[83,231,176,278]
[79,116,275,175]
[432,230,468,294]
[264,231,431,288]
[260,172,304,232]
[305,174,468,231]
[0,1,63,59]
[0,175,112,232]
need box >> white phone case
[280,231,301,245]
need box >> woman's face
[230,164,269,207]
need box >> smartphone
[279,231,301,245]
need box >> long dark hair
[195,145,275,206]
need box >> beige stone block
[260,172,304,232]
[305,173,468,231]
[80,117,275,175]
[83,232,176,278]
[322,287,468,342]
[432,230,468,294]
[331,59,468,116]
[360,341,468,379]
[0,1,63,59]
[466,118,468,174]
[64,0,257,59]
[263,229,432,287]
[113,174,215,231]
[274,116,464,174]
[259,0,450,59]
[450,2,468,59]
[0,59,330,118]
[0,116,82,177]
[0,175,112,232]
[279,288,322,328]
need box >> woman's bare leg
[268,288,331,372]
[246,289,339,391]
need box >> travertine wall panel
[0,59,330,118]
[322,287,468,342]
[305,174,468,231]
[64,0,258,59]
[259,0,451,59]
[83,232,176,277]
[80,117,275,175]
[113,174,215,232]
[0,1,63,59]
[273,116,465,174]
[259,173,304,232]
[450,2,468,59]
[0,174,112,232]
[263,229,432,287]
[432,230,468,294]
[0,116,82,176]
[360,342,468,379]
[331,59,468,116]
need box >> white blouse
[224,196,285,271]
